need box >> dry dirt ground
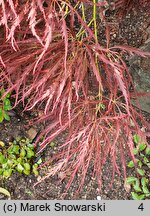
[0,3,150,200]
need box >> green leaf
[137,168,145,176]
[143,156,149,163]
[0,187,11,197]
[23,169,30,175]
[133,134,140,144]
[147,163,150,168]
[50,142,55,148]
[126,176,137,184]
[138,160,143,168]
[131,192,145,200]
[26,148,35,158]
[133,148,139,155]
[16,163,24,173]
[0,107,4,123]
[0,154,6,164]
[4,111,10,121]
[3,98,12,111]
[7,159,14,167]
[0,88,5,96]
[27,143,34,150]
[133,179,142,192]
[141,177,149,194]
[127,160,135,168]
[33,163,38,169]
[12,145,20,154]
[24,163,31,171]
[16,157,22,163]
[37,158,42,165]
[145,147,150,155]
[33,163,39,175]
[6,92,11,98]
[15,137,21,142]
[139,143,147,152]
[142,186,150,194]
[3,169,12,178]
[20,148,26,158]
[33,169,38,176]
[141,177,148,186]
[0,168,3,175]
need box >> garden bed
[0,1,150,200]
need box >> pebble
[27,127,38,140]
[97,195,102,200]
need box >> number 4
[138,203,144,211]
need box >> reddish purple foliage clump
[0,0,150,194]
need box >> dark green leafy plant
[0,137,42,178]
[126,134,150,200]
[0,88,12,123]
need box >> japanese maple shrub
[0,0,150,194]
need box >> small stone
[27,127,38,140]
[124,181,131,193]
[113,33,117,38]
[0,141,5,147]
[97,195,102,200]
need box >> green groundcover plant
[0,1,150,195]
[0,88,12,123]
[126,134,150,200]
[0,138,42,178]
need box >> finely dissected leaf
[0,0,150,195]
[114,68,129,114]
[131,192,145,200]
[0,187,11,197]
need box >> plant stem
[93,0,98,43]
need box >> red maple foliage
[0,0,150,194]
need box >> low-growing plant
[126,134,150,200]
[0,88,12,123]
[0,138,42,178]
